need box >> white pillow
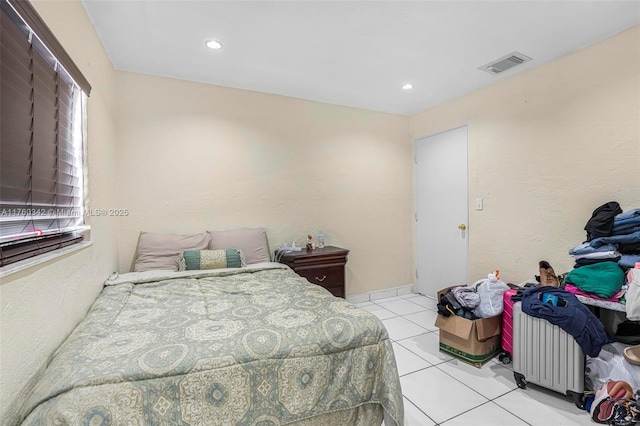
[132,231,211,272]
[207,228,271,265]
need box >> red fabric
[563,283,621,302]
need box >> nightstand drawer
[276,246,349,298]
[297,266,344,288]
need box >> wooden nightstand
[276,246,349,298]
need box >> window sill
[0,241,93,280]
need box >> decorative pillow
[179,249,245,271]
[207,228,271,265]
[132,231,211,272]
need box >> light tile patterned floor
[358,293,591,426]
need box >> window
[0,0,91,267]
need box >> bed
[18,262,404,425]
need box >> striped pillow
[179,249,245,270]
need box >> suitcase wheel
[498,351,512,364]
[567,391,585,410]
[514,372,527,389]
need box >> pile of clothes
[565,204,640,302]
[437,271,510,320]
[605,208,640,269]
[563,203,640,346]
[437,286,481,320]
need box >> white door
[414,126,469,298]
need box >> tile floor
[356,293,592,426]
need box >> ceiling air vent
[479,52,532,74]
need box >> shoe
[539,261,559,287]
[623,345,640,365]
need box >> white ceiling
[82,1,640,116]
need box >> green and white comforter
[20,264,403,425]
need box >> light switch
[475,198,483,211]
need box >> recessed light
[205,39,223,50]
[401,83,414,90]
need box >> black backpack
[584,201,622,241]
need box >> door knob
[458,224,467,230]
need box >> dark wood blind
[6,0,91,94]
[1,0,88,266]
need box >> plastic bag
[585,342,640,391]
[471,270,510,318]
[626,269,640,321]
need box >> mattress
[18,264,403,425]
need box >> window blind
[0,0,89,266]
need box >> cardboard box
[434,286,502,367]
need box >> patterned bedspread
[20,265,404,425]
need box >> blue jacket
[520,287,609,357]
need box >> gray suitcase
[512,302,585,408]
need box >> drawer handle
[315,275,327,282]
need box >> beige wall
[0,1,119,423]
[115,72,414,295]
[410,26,640,284]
